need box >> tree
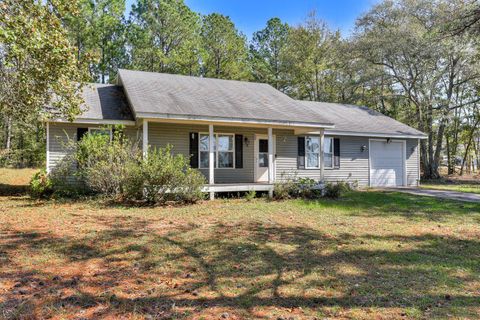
[0,0,87,124]
[281,11,340,101]
[353,0,480,179]
[128,0,201,75]
[92,0,127,83]
[200,13,250,80]
[250,18,289,90]
[63,0,127,84]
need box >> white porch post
[209,124,215,200]
[46,122,50,174]
[142,119,149,159]
[319,129,325,182]
[268,127,274,197]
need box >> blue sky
[125,0,379,38]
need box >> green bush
[48,152,89,198]
[29,170,53,198]
[50,127,206,204]
[141,146,205,204]
[273,174,300,200]
[324,181,351,199]
[175,168,206,203]
[274,174,351,200]
[244,190,256,201]
[76,130,143,201]
[296,177,322,199]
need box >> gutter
[135,112,336,129]
[324,130,428,139]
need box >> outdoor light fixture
[361,145,367,152]
[244,136,249,147]
[386,138,392,143]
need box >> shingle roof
[117,69,333,127]
[299,101,426,137]
[62,70,425,138]
[77,84,134,121]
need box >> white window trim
[324,137,334,169]
[305,135,321,169]
[199,132,236,169]
[88,127,113,140]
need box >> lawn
[0,167,38,196]
[421,180,480,195]
[1,171,480,319]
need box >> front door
[255,135,275,182]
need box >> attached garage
[369,139,406,187]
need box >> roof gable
[118,69,333,127]
[299,101,425,137]
[78,84,133,121]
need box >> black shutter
[297,137,305,169]
[235,134,243,168]
[77,128,88,141]
[333,138,340,168]
[189,132,199,168]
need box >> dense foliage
[43,128,205,204]
[2,0,480,179]
[273,175,353,200]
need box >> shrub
[49,153,89,197]
[141,146,206,204]
[324,181,351,199]
[141,146,187,203]
[47,126,206,204]
[244,190,256,201]
[176,168,206,203]
[29,170,53,198]
[296,177,322,199]
[273,174,300,200]
[75,129,143,201]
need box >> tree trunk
[424,105,440,179]
[446,134,454,175]
[5,116,12,150]
[460,117,480,175]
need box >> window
[217,134,234,168]
[199,133,235,168]
[258,139,269,168]
[324,137,333,168]
[199,134,211,168]
[304,136,334,169]
[305,136,320,168]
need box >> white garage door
[370,140,405,187]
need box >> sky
[125,0,380,39]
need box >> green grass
[0,167,38,195]
[421,181,480,195]
[1,168,480,319]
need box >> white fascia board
[136,112,335,129]
[324,130,428,139]
[47,119,136,126]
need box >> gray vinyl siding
[148,122,269,183]
[276,135,420,187]
[48,123,77,172]
[275,135,370,186]
[324,136,370,186]
[406,138,420,186]
[47,122,139,173]
[48,122,421,187]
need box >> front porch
[141,119,328,200]
[202,182,274,193]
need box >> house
[46,69,427,199]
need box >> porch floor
[202,183,274,193]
